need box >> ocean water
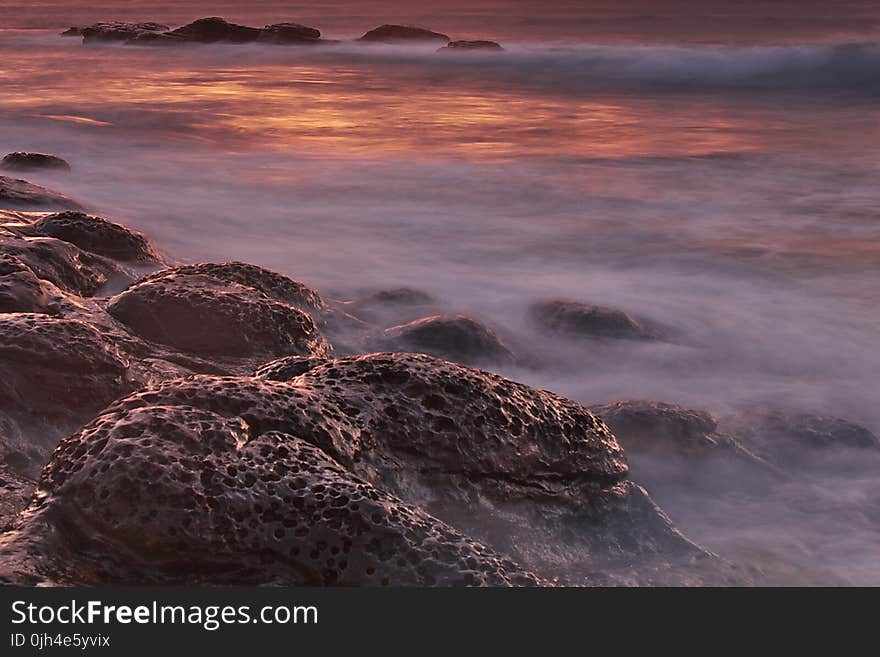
[1,2,879,583]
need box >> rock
[166,17,262,43]
[258,22,322,44]
[1,153,70,172]
[19,212,159,263]
[377,314,515,366]
[84,353,702,582]
[2,404,541,586]
[360,25,450,43]
[253,355,329,380]
[80,22,170,42]
[722,411,880,468]
[60,27,83,37]
[0,176,82,211]
[0,463,33,531]
[0,314,131,437]
[107,271,331,361]
[439,40,504,51]
[530,299,659,341]
[346,287,440,325]
[0,255,75,315]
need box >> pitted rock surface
[0,177,83,211]
[22,212,159,263]
[107,272,331,360]
[530,299,658,341]
[253,355,330,380]
[377,314,515,366]
[14,404,540,586]
[0,255,76,314]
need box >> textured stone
[530,299,658,341]
[377,314,515,365]
[360,25,450,43]
[1,153,70,172]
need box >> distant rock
[377,314,516,366]
[107,269,331,361]
[346,287,440,326]
[530,299,659,341]
[360,25,450,43]
[60,27,83,37]
[166,17,262,43]
[439,40,504,52]
[0,176,82,211]
[1,153,70,172]
[258,22,322,44]
[78,22,170,43]
[20,212,159,263]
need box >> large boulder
[1,403,541,586]
[0,254,76,315]
[258,22,322,44]
[0,177,82,211]
[166,17,262,43]
[1,153,70,172]
[345,287,440,326]
[376,314,515,366]
[79,22,170,42]
[107,270,331,361]
[530,299,659,341]
[20,212,159,263]
[359,25,450,43]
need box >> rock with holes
[438,40,504,52]
[82,353,705,583]
[19,212,159,263]
[376,314,515,366]
[530,299,658,341]
[0,176,82,211]
[722,411,880,469]
[0,314,131,441]
[359,25,450,43]
[0,403,541,586]
[79,22,170,42]
[254,355,329,380]
[107,271,331,362]
[1,153,70,172]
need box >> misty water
[1,3,879,584]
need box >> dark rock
[258,22,322,44]
[0,176,82,211]
[60,27,83,37]
[346,287,440,325]
[166,17,262,43]
[439,40,504,51]
[20,212,159,263]
[0,255,74,315]
[1,153,70,172]
[253,355,329,380]
[107,272,331,360]
[0,463,33,532]
[378,314,515,366]
[530,299,658,341]
[2,404,541,586]
[360,25,450,43]
[80,22,170,43]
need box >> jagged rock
[107,272,331,361]
[439,40,504,51]
[377,314,515,366]
[258,22,322,44]
[0,176,82,211]
[360,25,450,43]
[1,153,70,172]
[0,314,131,437]
[80,22,170,42]
[530,299,659,341]
[1,404,541,586]
[19,212,159,263]
[166,17,262,43]
[253,355,329,380]
[722,411,880,468]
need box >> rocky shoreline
[0,163,877,586]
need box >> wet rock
[79,22,170,42]
[530,299,659,341]
[2,404,541,586]
[20,212,159,263]
[0,255,75,314]
[0,464,33,531]
[258,22,322,44]
[345,287,440,326]
[360,25,450,43]
[60,27,83,37]
[0,314,131,437]
[166,17,262,43]
[722,411,880,469]
[377,314,515,366]
[0,176,82,211]
[439,40,504,51]
[1,153,70,172]
[253,355,329,380]
[107,272,331,361]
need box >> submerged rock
[253,355,329,380]
[439,40,504,51]
[377,314,515,366]
[20,212,159,263]
[360,25,450,43]
[1,153,70,172]
[530,299,659,341]
[107,271,331,361]
[0,176,82,211]
[79,22,170,42]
